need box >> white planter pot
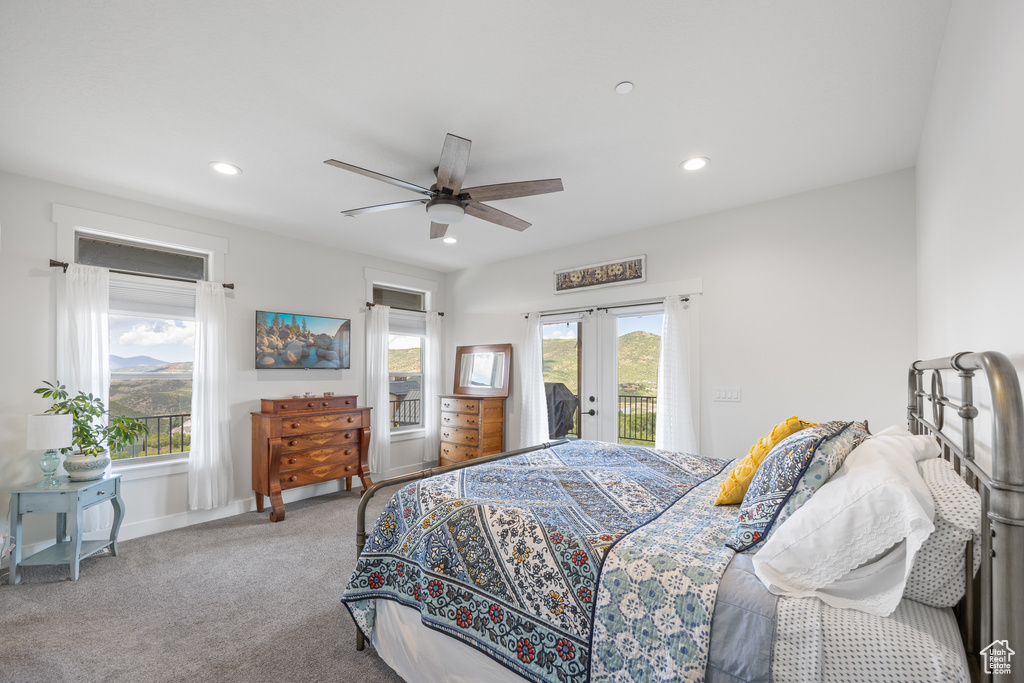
[62,452,111,481]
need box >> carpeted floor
[0,487,407,683]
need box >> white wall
[0,171,445,551]
[917,0,1024,364]
[447,170,918,461]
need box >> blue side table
[8,474,124,584]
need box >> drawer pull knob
[292,423,300,429]
[289,476,297,482]
[289,458,297,464]
[289,440,297,446]
[345,465,352,472]
[466,436,472,440]
[347,417,355,423]
[282,404,289,409]
[97,490,106,495]
[345,449,353,456]
[307,402,314,408]
[345,400,352,405]
[323,402,329,407]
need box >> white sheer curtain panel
[56,264,112,531]
[655,295,697,453]
[422,312,443,463]
[519,312,549,448]
[367,305,391,474]
[188,281,233,510]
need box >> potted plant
[34,380,150,480]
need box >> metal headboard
[908,351,1024,683]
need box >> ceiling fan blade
[460,178,563,202]
[430,222,448,239]
[435,134,472,195]
[341,199,426,217]
[464,201,531,232]
[324,159,433,196]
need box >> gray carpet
[0,486,407,683]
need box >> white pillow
[752,431,938,616]
[903,457,982,606]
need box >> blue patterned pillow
[726,420,870,553]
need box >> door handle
[586,409,596,416]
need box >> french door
[541,305,664,444]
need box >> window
[542,320,582,439]
[373,285,425,311]
[108,279,197,460]
[388,313,426,431]
[81,233,206,461]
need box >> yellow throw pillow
[714,416,817,505]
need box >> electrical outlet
[713,387,741,402]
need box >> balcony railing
[391,398,421,428]
[111,413,191,460]
[619,395,656,444]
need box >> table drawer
[262,396,358,414]
[440,442,481,463]
[279,429,359,453]
[441,426,478,446]
[440,397,481,414]
[279,446,358,472]
[280,461,360,489]
[441,412,479,429]
[281,413,362,436]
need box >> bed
[343,351,1024,682]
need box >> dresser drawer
[279,461,360,489]
[279,446,359,472]
[281,413,362,436]
[441,426,478,446]
[279,429,359,453]
[440,397,481,414]
[441,412,480,429]
[440,442,481,462]
[262,396,358,414]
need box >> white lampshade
[27,414,73,450]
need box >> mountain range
[110,354,168,369]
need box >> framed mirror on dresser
[440,344,512,467]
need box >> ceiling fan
[324,133,563,239]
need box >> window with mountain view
[388,333,422,430]
[106,276,198,461]
[616,314,662,445]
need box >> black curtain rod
[523,298,689,319]
[48,259,235,290]
[597,298,687,312]
[365,301,444,316]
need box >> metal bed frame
[908,351,1024,682]
[350,350,1024,681]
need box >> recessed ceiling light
[614,81,634,95]
[443,237,457,244]
[209,161,241,175]
[680,157,709,171]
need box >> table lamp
[27,414,73,488]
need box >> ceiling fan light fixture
[681,157,709,171]
[209,161,241,175]
[425,197,465,224]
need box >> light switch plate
[713,387,741,402]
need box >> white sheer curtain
[56,264,112,531]
[655,295,697,453]
[188,281,233,510]
[366,305,391,474]
[519,312,548,448]
[422,312,443,463]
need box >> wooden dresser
[251,396,372,522]
[439,395,505,467]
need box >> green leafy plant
[34,380,149,456]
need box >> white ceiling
[0,1,950,273]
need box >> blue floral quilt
[342,440,732,683]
